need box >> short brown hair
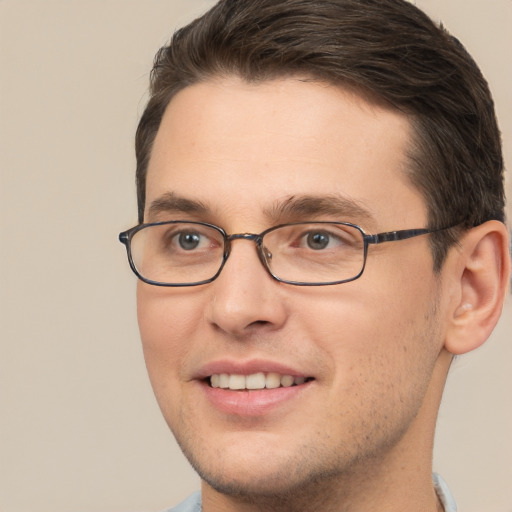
[135,0,505,269]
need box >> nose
[205,237,287,338]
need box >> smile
[209,372,310,390]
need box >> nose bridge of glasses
[225,232,263,254]
[224,232,270,268]
[226,233,261,242]
[225,233,263,255]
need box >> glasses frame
[119,220,449,287]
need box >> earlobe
[444,220,510,355]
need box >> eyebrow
[147,192,208,221]
[146,191,376,227]
[264,194,376,226]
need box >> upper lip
[196,359,311,379]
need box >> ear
[444,220,510,355]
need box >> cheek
[136,284,206,384]
[296,261,441,390]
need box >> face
[138,77,447,502]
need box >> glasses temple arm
[367,228,432,244]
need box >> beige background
[0,1,510,511]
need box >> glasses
[119,220,446,287]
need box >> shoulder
[161,491,202,512]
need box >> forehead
[146,77,426,230]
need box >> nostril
[248,320,270,328]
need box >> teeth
[280,375,294,387]
[266,372,281,389]
[209,373,308,390]
[246,372,266,389]
[228,374,246,390]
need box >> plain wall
[0,1,510,511]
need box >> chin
[183,443,291,495]
[176,433,345,501]
[196,460,327,500]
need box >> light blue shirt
[165,473,457,512]
[433,473,458,512]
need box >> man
[119,0,510,510]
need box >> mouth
[208,373,314,390]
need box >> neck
[203,465,445,512]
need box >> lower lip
[201,381,312,417]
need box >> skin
[138,77,458,511]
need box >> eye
[160,226,218,253]
[177,231,203,250]
[274,224,360,253]
[305,231,333,250]
[290,224,362,252]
